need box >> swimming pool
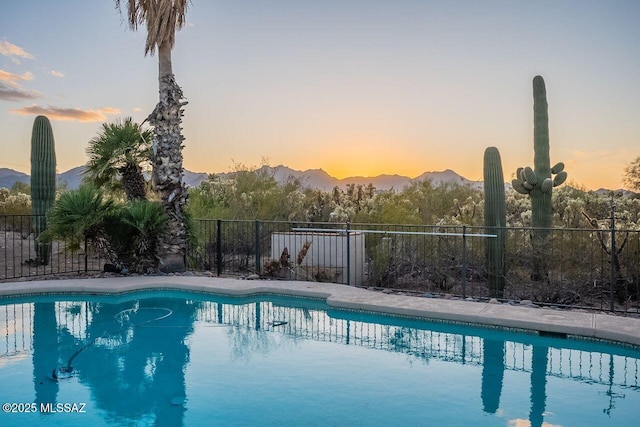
[1,290,639,426]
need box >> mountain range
[0,165,628,194]
[0,166,211,191]
[248,165,482,191]
[0,165,480,192]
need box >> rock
[246,274,260,280]
[488,298,500,304]
[103,263,120,273]
[158,254,186,273]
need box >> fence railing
[1,215,639,313]
[188,220,640,313]
[0,215,104,280]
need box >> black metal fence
[0,215,104,280]
[189,220,640,313]
[2,215,639,313]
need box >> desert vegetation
[2,151,640,310]
[2,70,640,312]
[185,164,639,230]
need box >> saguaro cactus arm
[511,76,568,199]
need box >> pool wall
[1,276,639,347]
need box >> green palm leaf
[84,117,152,200]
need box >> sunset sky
[1,1,639,190]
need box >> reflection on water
[481,339,504,413]
[33,303,58,407]
[1,292,639,426]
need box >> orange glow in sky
[1,1,639,191]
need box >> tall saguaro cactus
[512,76,567,280]
[30,115,57,265]
[483,147,507,298]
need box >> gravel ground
[0,230,102,281]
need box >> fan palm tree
[119,199,167,273]
[42,185,168,274]
[40,185,128,272]
[84,117,152,200]
[116,0,190,272]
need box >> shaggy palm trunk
[120,163,147,200]
[149,42,188,272]
[133,235,157,274]
[90,228,128,272]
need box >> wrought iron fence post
[462,226,467,299]
[255,220,262,274]
[346,222,351,286]
[84,236,88,273]
[610,204,616,312]
[216,219,222,276]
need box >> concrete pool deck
[1,275,639,347]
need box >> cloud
[0,69,39,101]
[0,81,41,101]
[0,69,34,83]
[49,70,64,78]
[98,107,121,115]
[0,40,35,64]
[10,105,122,122]
[133,107,143,112]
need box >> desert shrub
[0,189,31,215]
[42,186,166,273]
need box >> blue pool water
[1,290,639,426]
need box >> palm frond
[122,199,167,234]
[84,117,152,197]
[41,185,117,244]
[116,0,190,56]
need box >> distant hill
[0,164,629,194]
[593,187,636,197]
[183,170,210,188]
[0,166,210,191]
[0,168,30,189]
[414,169,482,188]
[256,165,482,191]
[46,164,480,192]
[0,164,551,193]
[57,166,85,189]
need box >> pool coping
[1,275,640,347]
